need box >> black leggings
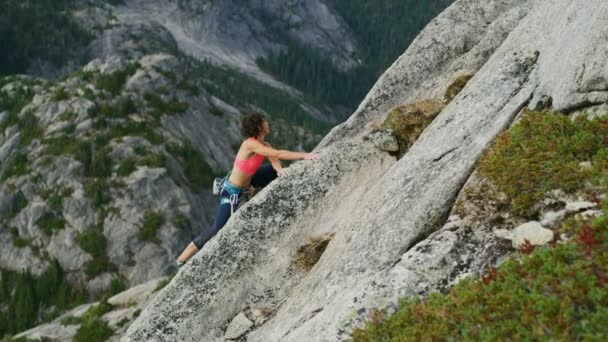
[192,164,277,249]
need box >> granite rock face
[125,0,608,341]
[119,0,358,86]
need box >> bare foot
[176,242,200,264]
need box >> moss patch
[479,109,608,217]
[443,74,473,103]
[351,203,608,341]
[352,109,608,341]
[382,99,444,156]
[168,141,215,190]
[294,233,334,271]
[37,213,66,235]
[139,210,165,244]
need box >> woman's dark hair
[241,112,267,138]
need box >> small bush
[59,111,78,121]
[95,62,139,95]
[18,111,44,147]
[0,259,89,336]
[382,99,444,157]
[152,66,177,83]
[76,225,107,259]
[444,74,473,103]
[105,276,127,297]
[42,135,82,156]
[51,87,69,101]
[83,258,116,279]
[2,192,28,221]
[109,122,164,145]
[75,319,114,342]
[117,158,136,177]
[139,210,165,244]
[144,92,189,119]
[47,191,64,211]
[0,152,29,181]
[479,110,608,216]
[71,139,113,178]
[10,227,30,248]
[139,153,165,168]
[172,213,190,230]
[294,233,334,271]
[84,179,111,208]
[37,213,65,235]
[168,141,215,190]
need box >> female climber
[176,112,320,266]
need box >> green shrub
[172,213,190,230]
[351,206,608,341]
[139,153,165,168]
[152,66,177,83]
[84,179,111,208]
[105,276,127,297]
[83,258,116,279]
[0,85,35,130]
[168,141,215,190]
[176,78,198,95]
[144,92,189,119]
[444,74,473,103]
[12,236,31,248]
[51,87,69,101]
[109,122,164,145]
[2,192,28,221]
[382,99,444,156]
[42,135,82,156]
[139,210,165,244]
[95,62,139,95]
[83,87,96,101]
[479,110,608,216]
[134,145,146,156]
[59,111,78,122]
[37,213,65,235]
[89,146,113,178]
[17,111,44,147]
[76,225,107,259]
[0,152,30,181]
[10,227,30,248]
[48,191,64,211]
[75,319,114,342]
[117,158,136,177]
[0,259,89,336]
[68,139,113,178]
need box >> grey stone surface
[509,221,554,248]
[540,210,566,227]
[13,322,79,342]
[108,277,168,307]
[565,201,596,214]
[119,0,358,93]
[366,129,399,152]
[225,312,254,340]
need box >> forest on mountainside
[257,0,454,111]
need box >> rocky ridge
[124,0,608,341]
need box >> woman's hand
[303,152,320,160]
[277,168,291,177]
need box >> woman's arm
[263,142,284,173]
[247,139,318,161]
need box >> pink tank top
[234,138,265,175]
